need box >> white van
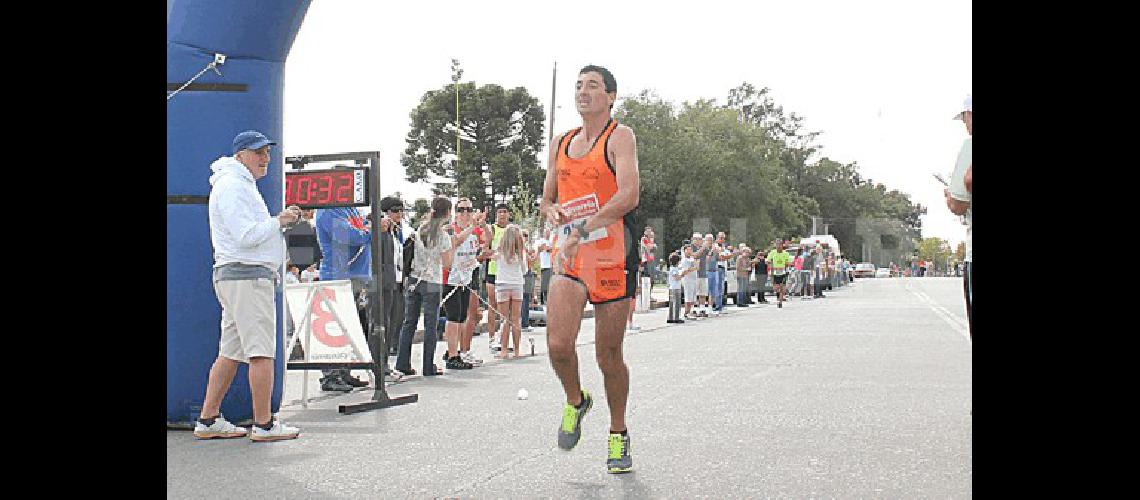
[799,235,842,258]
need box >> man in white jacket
[193,130,302,442]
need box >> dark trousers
[395,278,442,375]
[381,283,404,364]
[540,268,552,304]
[736,277,749,305]
[385,284,405,349]
[522,293,532,328]
[668,289,683,321]
[964,262,972,339]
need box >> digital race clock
[284,167,370,209]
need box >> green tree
[544,80,924,263]
[507,179,539,236]
[407,198,431,229]
[402,60,546,209]
[916,237,952,272]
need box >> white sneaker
[193,415,248,439]
[250,419,300,442]
[461,351,483,365]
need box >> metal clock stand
[284,151,418,414]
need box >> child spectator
[666,254,684,324]
[492,224,528,359]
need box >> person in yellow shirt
[766,240,793,308]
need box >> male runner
[766,240,792,308]
[541,65,638,474]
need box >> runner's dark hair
[579,65,617,109]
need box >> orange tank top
[552,119,639,303]
[555,118,620,222]
[553,118,633,271]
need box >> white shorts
[682,280,697,303]
[696,276,709,296]
[495,283,523,303]
[214,278,277,363]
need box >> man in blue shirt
[314,206,373,391]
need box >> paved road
[168,277,971,498]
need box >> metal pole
[341,152,419,413]
[451,78,456,171]
[549,61,557,149]
[367,153,386,397]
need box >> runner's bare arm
[540,133,566,225]
[582,125,639,233]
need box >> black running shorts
[443,285,470,323]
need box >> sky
[282,0,971,247]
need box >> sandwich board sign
[284,280,374,406]
[284,280,372,364]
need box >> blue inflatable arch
[167,0,312,425]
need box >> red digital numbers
[334,172,353,202]
[285,170,362,207]
[315,175,331,203]
[295,177,312,204]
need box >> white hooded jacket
[208,156,284,270]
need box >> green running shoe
[606,432,633,474]
[557,389,592,450]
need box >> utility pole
[452,59,462,174]
[548,61,557,151]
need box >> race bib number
[558,193,608,244]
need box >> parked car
[875,267,891,278]
[528,304,546,326]
[853,263,876,278]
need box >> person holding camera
[944,94,972,337]
[376,197,409,376]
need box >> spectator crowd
[283,198,664,392]
[283,198,875,394]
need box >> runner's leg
[594,298,630,432]
[547,275,588,404]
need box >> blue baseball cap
[232,130,277,155]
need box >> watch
[573,220,591,239]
